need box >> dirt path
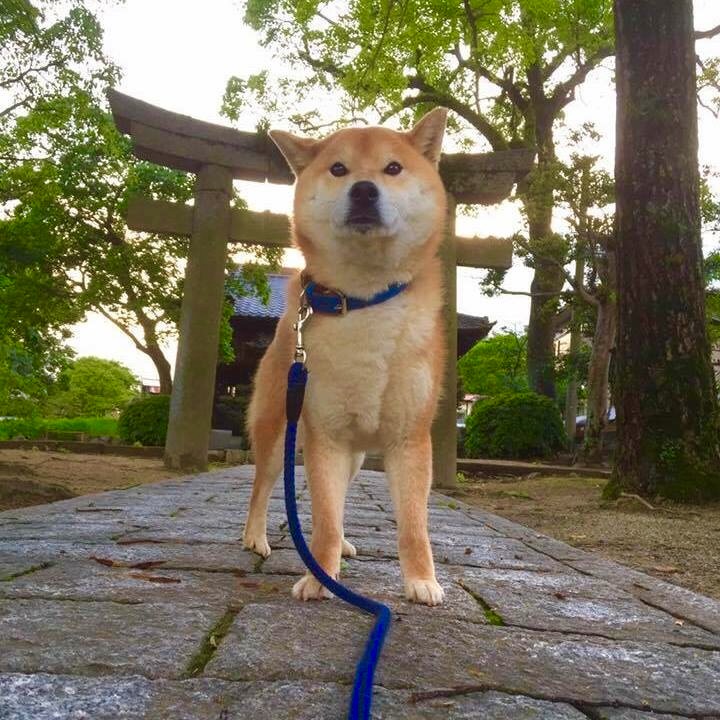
[457,473,720,600]
[0,448,181,512]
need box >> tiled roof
[231,272,290,319]
[457,313,493,331]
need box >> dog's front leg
[292,428,352,601]
[385,435,444,606]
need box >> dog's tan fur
[243,109,448,605]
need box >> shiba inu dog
[243,108,449,606]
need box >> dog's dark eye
[330,162,348,177]
[384,161,403,176]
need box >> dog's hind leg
[341,451,365,558]
[243,351,287,559]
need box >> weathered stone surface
[457,567,720,648]
[0,598,223,678]
[1,466,719,718]
[594,710,692,720]
[0,674,589,720]
[0,560,242,607]
[567,557,720,635]
[382,620,720,717]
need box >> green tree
[706,250,720,345]
[458,331,528,396]
[1,3,281,394]
[229,0,619,398]
[0,332,74,417]
[0,0,113,412]
[46,356,138,417]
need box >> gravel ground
[458,473,720,600]
[0,449,180,511]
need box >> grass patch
[184,604,241,677]
[0,561,53,582]
[458,581,505,626]
[0,416,119,441]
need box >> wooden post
[432,194,458,489]
[164,165,233,470]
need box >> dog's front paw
[405,578,444,606]
[292,574,333,601]
[341,538,357,557]
[243,527,271,558]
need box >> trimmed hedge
[464,392,565,460]
[118,394,170,447]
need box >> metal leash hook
[293,293,313,364]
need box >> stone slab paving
[0,467,719,719]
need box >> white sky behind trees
[68,0,720,383]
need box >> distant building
[140,379,161,394]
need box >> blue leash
[284,360,392,720]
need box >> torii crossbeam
[108,90,534,487]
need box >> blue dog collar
[303,280,408,315]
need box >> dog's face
[269,109,448,283]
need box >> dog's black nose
[349,181,379,206]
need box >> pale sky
[68,0,720,383]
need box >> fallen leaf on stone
[129,560,166,570]
[554,591,567,600]
[238,580,262,589]
[652,565,680,574]
[464,547,472,555]
[90,556,166,570]
[90,556,116,567]
[128,572,180,584]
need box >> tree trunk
[582,297,616,464]
[527,243,564,399]
[610,0,720,501]
[524,176,563,399]
[564,252,586,442]
[142,342,173,394]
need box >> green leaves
[458,331,529,396]
[45,356,138,418]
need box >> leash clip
[293,293,313,364]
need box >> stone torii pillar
[108,90,533,480]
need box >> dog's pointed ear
[407,107,448,165]
[269,130,319,176]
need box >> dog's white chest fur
[302,290,437,449]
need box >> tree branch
[0,96,32,119]
[0,60,60,89]
[549,45,614,112]
[95,306,147,352]
[695,24,720,41]
[405,76,509,150]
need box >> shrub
[212,390,251,446]
[464,392,566,460]
[118,394,170,446]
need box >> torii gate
[108,90,533,488]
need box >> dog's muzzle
[346,181,381,230]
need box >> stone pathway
[1,466,719,719]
